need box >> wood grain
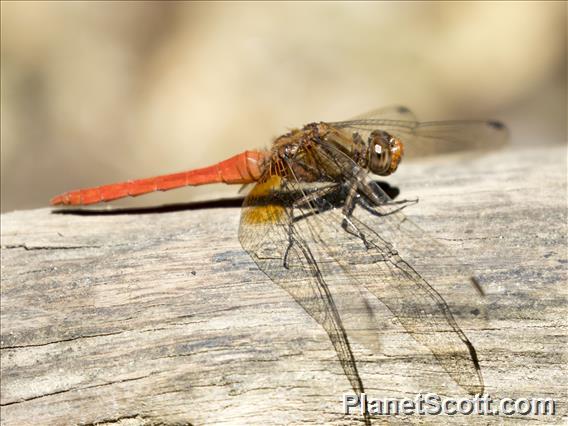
[1,145,566,425]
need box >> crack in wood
[1,373,159,407]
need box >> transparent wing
[330,117,509,159]
[238,133,486,398]
[238,176,371,404]
[309,141,485,394]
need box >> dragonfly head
[368,131,404,176]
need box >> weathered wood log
[1,145,566,425]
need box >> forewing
[307,141,486,394]
[331,117,508,159]
[238,175,368,398]
[318,187,484,394]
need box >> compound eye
[368,131,391,175]
[368,131,404,176]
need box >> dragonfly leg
[359,195,419,218]
[341,183,373,249]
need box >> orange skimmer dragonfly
[51,106,507,417]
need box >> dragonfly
[51,106,507,421]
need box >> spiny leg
[341,183,373,249]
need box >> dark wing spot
[487,120,506,130]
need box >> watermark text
[343,393,556,416]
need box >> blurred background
[1,1,566,212]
